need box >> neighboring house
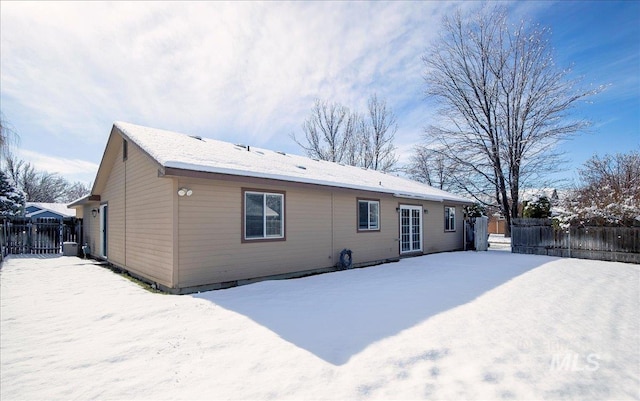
[25,203,76,221]
[69,122,473,294]
[488,211,507,235]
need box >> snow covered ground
[489,234,512,251]
[1,252,638,400]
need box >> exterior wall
[91,135,174,287]
[175,176,467,290]
[421,202,466,254]
[101,142,126,265]
[176,178,335,287]
[124,143,174,286]
[332,191,399,264]
[80,203,100,254]
[488,215,507,234]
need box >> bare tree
[362,94,398,172]
[422,7,600,235]
[294,95,398,172]
[293,99,354,163]
[407,145,458,191]
[63,181,91,203]
[0,112,19,165]
[5,156,71,202]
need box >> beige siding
[93,133,174,287]
[174,177,468,289]
[422,202,465,254]
[177,179,334,287]
[124,143,174,287]
[101,143,126,265]
[79,204,100,255]
[331,192,399,264]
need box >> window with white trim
[444,206,456,231]
[244,191,284,240]
[358,199,380,231]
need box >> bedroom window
[444,206,456,232]
[244,190,285,241]
[358,199,380,231]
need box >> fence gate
[1,217,83,257]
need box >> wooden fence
[511,218,640,264]
[1,217,82,259]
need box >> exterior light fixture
[177,188,193,197]
[91,208,99,218]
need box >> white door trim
[399,205,423,254]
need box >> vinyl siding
[422,202,465,254]
[80,203,100,255]
[124,142,174,286]
[174,177,468,289]
[176,179,334,287]
[331,192,399,264]
[93,134,174,287]
[101,144,126,265]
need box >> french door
[400,205,422,254]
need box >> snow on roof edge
[115,121,474,205]
[164,161,471,203]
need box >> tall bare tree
[422,7,600,235]
[294,95,398,172]
[408,145,458,190]
[293,99,355,163]
[0,112,19,166]
[5,156,71,203]
[362,94,398,171]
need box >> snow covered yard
[1,252,638,400]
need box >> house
[69,122,473,293]
[25,202,76,222]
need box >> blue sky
[1,1,638,187]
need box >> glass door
[400,205,422,254]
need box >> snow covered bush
[523,196,552,218]
[0,170,24,217]
[557,150,640,227]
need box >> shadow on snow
[193,251,551,365]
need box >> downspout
[124,151,127,267]
[331,192,335,266]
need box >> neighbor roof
[115,121,472,204]
[25,202,75,218]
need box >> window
[244,190,284,240]
[358,199,380,231]
[444,206,456,231]
[122,139,128,161]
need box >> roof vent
[190,135,203,141]
[276,151,286,156]
[235,144,247,149]
[296,165,307,170]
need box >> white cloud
[17,149,98,185]
[1,1,480,181]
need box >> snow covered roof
[25,202,75,218]
[115,121,472,204]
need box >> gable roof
[25,202,75,218]
[114,121,472,204]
